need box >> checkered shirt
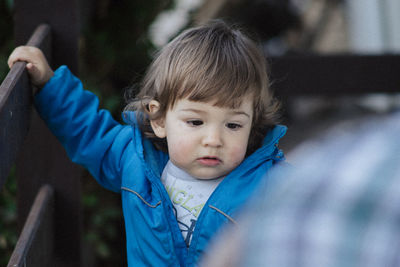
[203,112,400,267]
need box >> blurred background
[1,0,400,266]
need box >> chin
[193,172,226,180]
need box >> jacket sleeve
[34,66,129,192]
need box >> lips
[197,156,222,166]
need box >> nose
[201,127,223,147]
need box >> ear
[149,100,167,138]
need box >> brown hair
[125,20,280,155]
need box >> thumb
[26,62,35,72]
[26,63,41,83]
[26,62,49,87]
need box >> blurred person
[201,112,400,267]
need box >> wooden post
[269,54,400,97]
[0,61,31,188]
[13,1,82,266]
[7,185,55,267]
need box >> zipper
[208,205,237,225]
[121,187,161,208]
[145,166,190,261]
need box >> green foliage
[79,0,173,116]
[5,0,12,9]
[0,167,18,266]
[0,1,16,265]
[0,0,174,265]
[0,0,14,80]
[77,1,173,265]
[81,173,126,265]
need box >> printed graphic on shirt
[161,161,224,247]
[165,184,206,246]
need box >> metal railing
[0,24,55,267]
[0,23,82,266]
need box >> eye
[226,123,242,130]
[187,120,203,126]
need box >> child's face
[151,97,253,179]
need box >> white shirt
[161,161,224,246]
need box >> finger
[8,50,25,68]
[7,46,33,68]
[7,52,18,68]
[8,56,24,69]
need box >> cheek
[228,142,248,166]
[167,135,195,163]
[228,128,252,165]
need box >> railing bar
[0,24,50,114]
[0,23,51,188]
[0,62,27,112]
[7,184,54,267]
[269,54,400,96]
[26,24,51,47]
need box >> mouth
[197,156,222,166]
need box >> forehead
[172,96,253,114]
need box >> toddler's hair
[125,20,280,155]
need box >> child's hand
[8,46,54,88]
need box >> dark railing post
[13,1,82,266]
[7,185,55,267]
[269,54,400,97]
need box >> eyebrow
[232,111,251,118]
[180,108,251,118]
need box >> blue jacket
[34,66,286,266]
